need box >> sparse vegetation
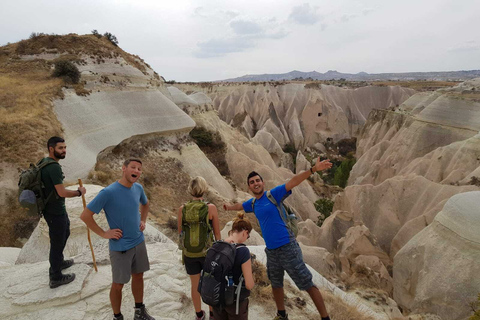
[470,293,480,320]
[189,127,229,176]
[103,32,119,46]
[91,29,102,38]
[470,176,480,187]
[320,159,342,185]
[333,157,356,188]
[52,60,80,84]
[315,198,334,227]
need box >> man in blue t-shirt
[81,159,155,320]
[224,157,332,320]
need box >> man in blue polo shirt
[224,157,332,320]
[80,158,155,320]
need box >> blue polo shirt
[87,181,148,251]
[242,184,292,249]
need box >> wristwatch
[310,167,315,174]
[77,189,82,197]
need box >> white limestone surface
[394,191,480,320]
[0,248,21,266]
[54,90,195,181]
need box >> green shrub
[52,60,80,84]
[333,157,356,188]
[320,159,342,185]
[314,198,334,227]
[91,29,102,38]
[190,127,214,147]
[103,32,119,46]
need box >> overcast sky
[1,0,479,81]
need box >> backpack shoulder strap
[266,191,288,224]
[251,197,256,212]
[266,191,278,206]
[37,158,59,170]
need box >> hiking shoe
[273,314,289,320]
[49,273,76,288]
[113,315,124,320]
[195,310,206,320]
[134,305,155,320]
[61,259,74,270]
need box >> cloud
[340,13,358,23]
[448,41,480,52]
[362,8,375,16]
[195,16,288,58]
[289,3,322,25]
[195,37,255,58]
[230,20,263,35]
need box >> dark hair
[231,212,252,234]
[247,171,263,185]
[123,158,142,167]
[47,136,65,150]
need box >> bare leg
[306,286,329,318]
[272,287,285,311]
[131,273,144,304]
[189,274,202,312]
[110,283,124,314]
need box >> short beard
[54,150,65,159]
[252,187,264,196]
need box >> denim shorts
[265,241,314,291]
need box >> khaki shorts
[110,241,150,284]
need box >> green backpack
[252,191,298,238]
[181,200,213,258]
[18,158,59,217]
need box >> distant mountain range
[220,69,480,82]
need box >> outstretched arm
[223,203,244,211]
[285,157,332,192]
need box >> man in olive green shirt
[41,136,86,288]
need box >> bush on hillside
[314,198,334,227]
[471,293,480,320]
[333,157,356,188]
[52,60,80,84]
[103,32,119,46]
[320,159,342,185]
[91,29,102,38]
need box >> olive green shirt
[40,157,66,215]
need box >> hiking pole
[78,179,98,272]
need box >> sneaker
[273,314,289,320]
[113,315,124,320]
[49,273,76,288]
[195,310,206,320]
[134,305,155,320]
[61,259,74,270]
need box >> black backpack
[18,158,59,217]
[198,241,248,314]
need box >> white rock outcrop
[394,191,480,320]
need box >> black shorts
[184,256,205,275]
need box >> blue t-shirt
[242,184,292,249]
[87,181,148,251]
